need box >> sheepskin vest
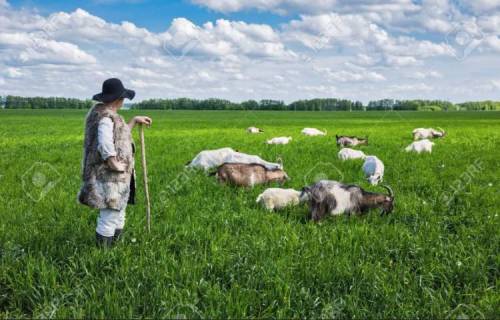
[78,104,135,211]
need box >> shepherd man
[78,78,152,247]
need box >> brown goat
[213,163,289,187]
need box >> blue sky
[1,0,499,102]
[8,0,293,31]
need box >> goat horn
[381,185,394,198]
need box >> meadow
[0,109,498,318]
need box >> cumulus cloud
[191,0,419,16]
[0,0,498,103]
[162,18,294,59]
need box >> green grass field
[0,110,499,318]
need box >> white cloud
[408,70,442,79]
[0,0,498,103]
[0,32,97,65]
[3,67,23,78]
[192,0,419,15]
[319,67,386,82]
[163,18,294,59]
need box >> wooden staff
[139,125,151,232]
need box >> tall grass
[0,110,498,318]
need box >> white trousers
[96,206,126,237]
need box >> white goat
[301,128,327,136]
[256,188,303,211]
[186,148,282,171]
[186,147,235,171]
[247,126,264,134]
[412,127,445,140]
[362,156,385,185]
[338,148,366,161]
[267,137,292,145]
[405,139,435,154]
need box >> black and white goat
[300,180,394,222]
[336,135,368,147]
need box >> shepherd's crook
[139,125,151,232]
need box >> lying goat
[405,139,434,153]
[213,163,288,187]
[186,148,281,171]
[247,126,264,134]
[185,147,235,171]
[338,148,366,161]
[267,137,292,145]
[336,135,368,147]
[301,180,394,221]
[256,188,303,211]
[302,128,327,136]
[412,127,445,140]
[362,155,384,185]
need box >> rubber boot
[96,232,113,248]
[113,229,123,243]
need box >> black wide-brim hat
[93,78,135,103]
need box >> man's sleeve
[97,117,117,160]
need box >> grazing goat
[186,148,281,171]
[301,180,394,221]
[412,127,445,140]
[267,137,292,145]
[186,147,236,171]
[301,128,327,136]
[247,126,264,134]
[256,188,303,211]
[405,139,434,153]
[213,163,289,187]
[338,148,366,161]
[336,135,368,147]
[362,156,384,185]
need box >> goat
[256,188,303,211]
[301,128,327,136]
[301,180,394,221]
[267,137,292,145]
[247,126,264,134]
[213,163,289,187]
[412,127,445,140]
[336,135,368,147]
[186,148,281,171]
[338,148,366,161]
[405,139,434,153]
[362,156,385,185]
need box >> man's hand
[134,116,152,127]
[129,116,152,130]
[106,156,126,172]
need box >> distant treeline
[1,95,499,111]
[1,95,93,109]
[132,98,500,111]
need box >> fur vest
[78,104,135,211]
